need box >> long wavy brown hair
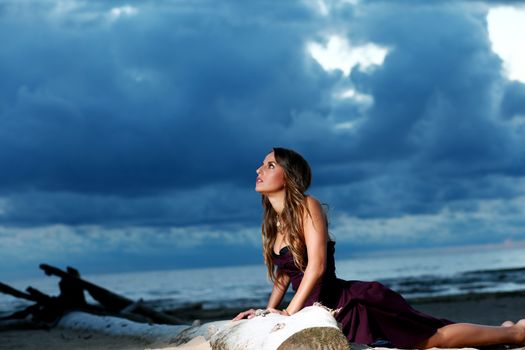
[261,147,312,282]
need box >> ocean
[2,244,525,317]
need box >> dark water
[2,246,525,317]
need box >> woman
[234,147,525,349]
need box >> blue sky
[1,0,525,280]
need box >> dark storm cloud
[502,81,525,120]
[0,0,332,197]
[0,186,260,227]
[351,4,504,160]
[0,0,342,229]
[304,2,525,221]
[0,0,525,253]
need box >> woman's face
[255,151,286,194]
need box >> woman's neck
[266,191,285,214]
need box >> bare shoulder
[304,196,324,221]
[305,195,323,212]
[303,196,328,239]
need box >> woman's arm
[275,196,328,315]
[267,271,290,309]
[233,271,290,320]
[236,196,327,319]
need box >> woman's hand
[233,307,290,321]
[232,308,257,321]
[267,307,290,316]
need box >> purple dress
[273,241,453,348]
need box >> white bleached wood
[210,305,341,349]
[57,311,228,344]
[57,304,344,349]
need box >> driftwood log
[0,281,68,324]
[39,264,185,324]
[0,282,37,302]
[0,264,186,326]
[58,304,349,350]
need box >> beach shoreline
[1,289,525,349]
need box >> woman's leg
[418,320,525,349]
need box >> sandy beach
[0,328,212,350]
[1,290,525,350]
[410,290,525,326]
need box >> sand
[410,290,525,326]
[1,290,525,350]
[0,327,152,350]
[0,327,212,350]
